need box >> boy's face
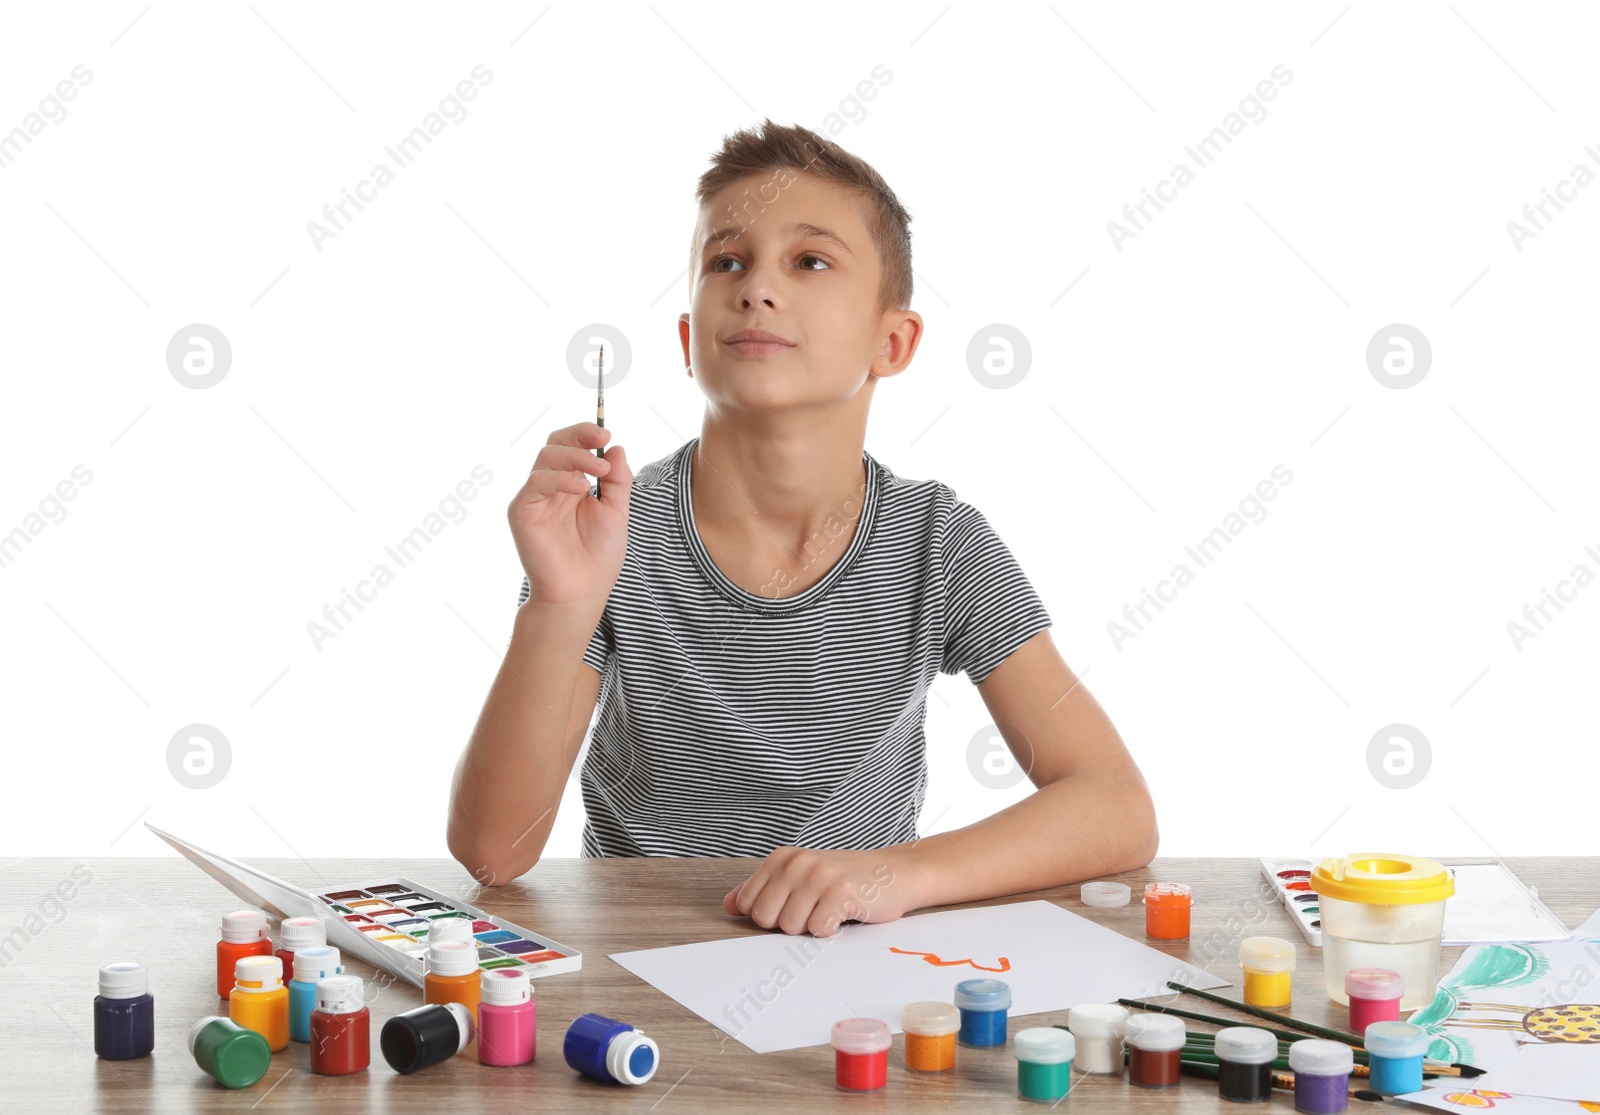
[679,169,917,413]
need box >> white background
[1,3,1594,869]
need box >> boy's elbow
[1123,785,1160,870]
[446,827,537,888]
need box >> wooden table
[2,856,1591,1112]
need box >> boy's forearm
[885,775,1159,913]
[446,600,597,883]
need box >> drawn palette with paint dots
[319,878,581,980]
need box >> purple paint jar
[1287,1039,1353,1113]
[94,962,154,1060]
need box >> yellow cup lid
[1311,853,1455,904]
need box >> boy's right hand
[509,422,632,608]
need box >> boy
[448,119,1157,937]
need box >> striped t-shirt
[516,436,1051,858]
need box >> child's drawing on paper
[888,947,1011,973]
[1408,942,1600,1102]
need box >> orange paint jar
[1143,882,1193,940]
[900,1002,959,1071]
[216,909,272,998]
[424,940,481,1027]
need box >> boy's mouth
[722,329,796,357]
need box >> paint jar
[216,909,272,998]
[1239,936,1296,1009]
[381,1002,473,1074]
[308,974,368,1075]
[229,954,289,1052]
[94,961,154,1060]
[424,939,481,1024]
[1066,1002,1127,1074]
[1362,1020,1429,1095]
[953,978,1011,1047]
[900,1001,958,1071]
[275,915,325,989]
[426,917,475,945]
[1287,1039,1353,1113]
[1124,1012,1185,1087]
[1311,854,1454,1010]
[830,1017,891,1091]
[479,968,536,1067]
[564,1012,660,1086]
[288,945,341,1043]
[1014,1027,1074,1102]
[188,1015,272,1089]
[1144,882,1193,940]
[1214,1026,1277,1103]
[1345,968,1403,1034]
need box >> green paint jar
[189,1015,272,1089]
[1014,1026,1074,1102]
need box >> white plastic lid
[1068,1002,1128,1038]
[605,1028,660,1085]
[439,1001,473,1052]
[831,1017,892,1055]
[233,954,282,989]
[1363,1020,1430,1059]
[1013,1027,1075,1064]
[1346,967,1404,1001]
[480,967,533,1007]
[1239,936,1296,973]
[220,909,267,943]
[1288,1038,1355,1075]
[426,939,477,977]
[1081,881,1132,907]
[426,918,475,944]
[315,974,364,1014]
[900,1001,959,1036]
[292,945,342,984]
[1214,1027,1278,1065]
[98,961,148,999]
[1124,1013,1186,1052]
[279,916,326,950]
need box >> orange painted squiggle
[888,947,1011,973]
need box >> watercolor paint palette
[145,822,581,991]
[1260,857,1323,947]
[320,878,581,983]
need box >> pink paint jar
[1345,968,1403,1034]
[478,968,535,1066]
[831,1018,891,1091]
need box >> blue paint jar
[953,978,1011,1047]
[288,946,342,1043]
[94,962,154,1060]
[1362,1020,1430,1095]
[563,1012,660,1085]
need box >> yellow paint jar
[228,955,289,1052]
[1239,936,1296,1009]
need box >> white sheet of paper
[1573,905,1600,939]
[610,899,1228,1054]
[1414,941,1600,1102]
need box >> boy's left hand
[722,846,919,937]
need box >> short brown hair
[693,118,913,314]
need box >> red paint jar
[831,1018,891,1091]
[309,975,369,1075]
[1125,1013,1185,1088]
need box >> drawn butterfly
[1442,1091,1514,1108]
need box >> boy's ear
[871,310,923,380]
[678,313,691,377]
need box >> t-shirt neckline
[676,436,881,614]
